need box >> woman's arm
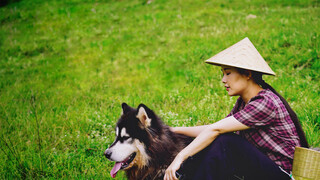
[171,125,209,137]
[164,116,250,180]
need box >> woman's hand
[164,154,184,180]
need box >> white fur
[106,127,150,166]
[121,128,129,138]
[134,139,150,167]
[107,135,136,162]
[116,127,119,136]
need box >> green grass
[0,0,319,179]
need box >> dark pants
[177,133,290,180]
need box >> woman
[164,38,308,180]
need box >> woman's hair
[237,68,309,148]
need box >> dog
[104,103,193,179]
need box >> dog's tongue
[110,162,122,178]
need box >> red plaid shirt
[227,89,301,173]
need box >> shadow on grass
[0,0,21,7]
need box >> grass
[0,0,319,179]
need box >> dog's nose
[104,150,112,159]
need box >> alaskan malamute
[104,103,193,179]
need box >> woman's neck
[241,83,263,104]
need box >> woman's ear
[247,71,252,80]
[239,69,252,80]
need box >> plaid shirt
[227,89,301,173]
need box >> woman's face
[221,66,250,97]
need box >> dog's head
[104,103,164,178]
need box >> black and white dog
[104,103,193,179]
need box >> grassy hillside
[0,0,319,179]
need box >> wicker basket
[292,147,320,180]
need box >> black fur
[110,103,193,180]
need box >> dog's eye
[122,136,130,140]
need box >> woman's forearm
[164,126,221,180]
[172,125,210,137]
[175,116,249,161]
[178,126,220,160]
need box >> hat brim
[205,37,276,76]
[205,61,276,76]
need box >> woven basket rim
[295,146,320,154]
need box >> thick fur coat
[104,103,192,180]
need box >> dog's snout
[104,149,112,159]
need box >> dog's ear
[136,104,152,128]
[121,103,134,115]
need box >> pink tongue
[110,162,122,178]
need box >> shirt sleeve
[233,96,276,128]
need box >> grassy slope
[0,0,319,178]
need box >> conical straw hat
[205,37,276,75]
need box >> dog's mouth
[110,152,136,178]
[120,152,136,169]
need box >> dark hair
[237,68,309,148]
